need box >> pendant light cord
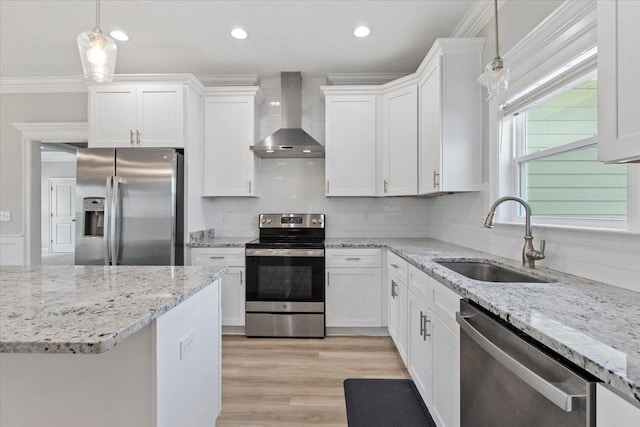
[494,0,500,60]
[95,0,101,31]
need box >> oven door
[245,248,325,303]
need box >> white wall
[427,0,640,292]
[40,159,76,251]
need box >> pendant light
[77,0,117,83]
[478,0,510,99]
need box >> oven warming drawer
[246,313,325,338]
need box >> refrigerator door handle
[104,176,113,265]
[111,177,126,265]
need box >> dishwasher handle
[456,312,586,412]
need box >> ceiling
[0,0,475,79]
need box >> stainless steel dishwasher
[456,300,597,426]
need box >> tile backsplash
[208,158,431,238]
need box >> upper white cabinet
[323,91,378,196]
[597,0,640,163]
[382,80,419,196]
[417,39,484,195]
[89,84,185,148]
[202,88,260,197]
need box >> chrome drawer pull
[346,257,361,261]
[209,256,225,259]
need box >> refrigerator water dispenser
[83,198,105,237]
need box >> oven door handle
[246,248,325,257]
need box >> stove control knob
[318,217,324,223]
[261,218,266,224]
[312,218,318,224]
[266,219,272,224]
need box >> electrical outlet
[0,211,10,222]
[223,212,230,222]
[180,331,195,361]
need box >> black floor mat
[344,379,436,427]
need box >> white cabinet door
[383,84,418,196]
[431,313,460,427]
[407,290,434,408]
[326,268,382,327]
[89,85,137,148]
[221,267,245,327]
[325,95,377,196]
[389,274,409,365]
[49,178,76,253]
[137,85,184,148]
[418,61,442,195]
[203,96,257,197]
[596,383,640,427]
[597,0,640,163]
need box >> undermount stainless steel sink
[437,261,553,283]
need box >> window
[499,51,630,228]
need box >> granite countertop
[325,238,640,403]
[188,237,253,248]
[0,265,226,355]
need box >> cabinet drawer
[190,248,245,267]
[326,249,381,268]
[408,264,429,305]
[427,276,460,335]
[387,251,408,283]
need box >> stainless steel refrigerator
[75,148,184,266]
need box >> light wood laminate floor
[217,336,410,427]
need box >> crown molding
[325,73,409,86]
[13,122,88,142]
[320,85,383,97]
[451,0,506,38]
[0,76,87,94]
[196,74,259,86]
[202,86,265,103]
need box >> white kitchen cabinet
[388,270,408,365]
[89,84,185,148]
[190,248,245,327]
[203,89,260,197]
[407,290,434,408]
[325,249,382,329]
[597,0,640,163]
[596,383,640,426]
[417,39,484,195]
[382,80,419,196]
[431,312,460,427]
[323,92,378,196]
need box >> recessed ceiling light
[266,150,275,153]
[353,26,371,38]
[231,28,248,40]
[109,30,129,41]
[303,150,311,153]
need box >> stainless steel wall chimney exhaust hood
[250,72,325,158]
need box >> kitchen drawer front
[326,249,381,268]
[387,251,408,283]
[190,248,245,267]
[408,264,429,305]
[427,276,460,335]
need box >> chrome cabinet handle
[433,170,439,188]
[384,180,388,193]
[248,180,252,194]
[391,280,398,298]
[346,257,361,261]
[456,312,585,412]
[423,315,431,340]
[209,256,225,259]
[419,311,425,337]
[327,271,330,287]
[391,263,399,269]
[240,271,243,285]
[136,130,141,145]
[129,130,134,145]
[327,180,330,194]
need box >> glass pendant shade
[77,29,117,83]
[484,57,510,99]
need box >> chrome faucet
[484,196,546,268]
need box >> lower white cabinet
[325,249,382,328]
[407,290,434,408]
[596,383,640,426]
[431,311,460,427]
[190,248,245,328]
[326,267,382,327]
[388,270,408,364]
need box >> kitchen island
[0,265,225,427]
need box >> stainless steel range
[245,213,325,338]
